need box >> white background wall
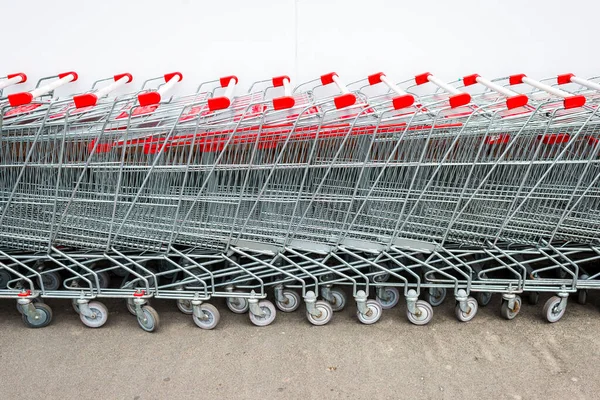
[2,0,598,97]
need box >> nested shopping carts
[1,68,599,332]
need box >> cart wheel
[137,305,160,332]
[17,297,44,314]
[80,301,109,328]
[407,300,433,326]
[0,270,10,289]
[527,291,539,305]
[557,268,568,279]
[327,288,347,312]
[41,271,61,291]
[543,296,566,323]
[192,304,220,330]
[475,292,492,307]
[176,299,193,315]
[306,300,333,326]
[427,287,446,307]
[249,300,276,327]
[500,296,522,320]
[226,296,249,314]
[577,289,587,305]
[275,290,301,313]
[455,297,478,322]
[373,272,390,283]
[376,287,400,310]
[72,299,81,314]
[126,298,147,316]
[96,271,110,289]
[22,303,53,328]
[357,300,382,325]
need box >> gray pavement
[0,293,599,399]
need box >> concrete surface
[0,293,599,400]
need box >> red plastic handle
[58,71,79,81]
[219,75,238,87]
[164,72,183,82]
[73,93,98,108]
[272,75,291,87]
[7,72,27,83]
[114,73,133,83]
[321,72,338,85]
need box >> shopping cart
[1,69,599,332]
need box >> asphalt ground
[0,291,598,399]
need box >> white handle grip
[95,74,132,99]
[463,74,528,109]
[367,72,415,109]
[510,74,585,109]
[73,73,133,109]
[207,75,238,111]
[557,73,600,92]
[157,73,181,97]
[282,78,291,97]
[30,73,77,99]
[138,72,183,106]
[331,74,350,95]
[319,72,357,109]
[272,75,296,110]
[0,73,27,91]
[8,72,78,107]
[415,72,471,108]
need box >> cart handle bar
[8,72,78,107]
[272,75,296,110]
[0,73,27,91]
[321,72,357,109]
[368,72,415,109]
[509,74,585,109]
[415,72,471,108]
[463,74,528,110]
[207,75,239,111]
[557,73,600,93]
[138,72,183,106]
[73,73,133,108]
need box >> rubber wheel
[377,287,400,310]
[95,271,110,289]
[80,301,109,328]
[306,300,333,326]
[326,288,347,312]
[72,299,81,314]
[177,299,194,315]
[226,296,249,314]
[543,296,566,323]
[476,292,492,307]
[407,300,433,326]
[427,287,446,307]
[357,299,383,325]
[249,300,276,327]
[0,270,11,289]
[500,296,522,320]
[137,305,160,332]
[577,289,587,305]
[126,298,151,316]
[41,271,61,291]
[455,297,478,322]
[373,273,390,283]
[192,303,220,330]
[17,297,44,314]
[22,303,53,328]
[528,291,540,305]
[275,290,301,313]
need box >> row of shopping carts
[1,68,599,331]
